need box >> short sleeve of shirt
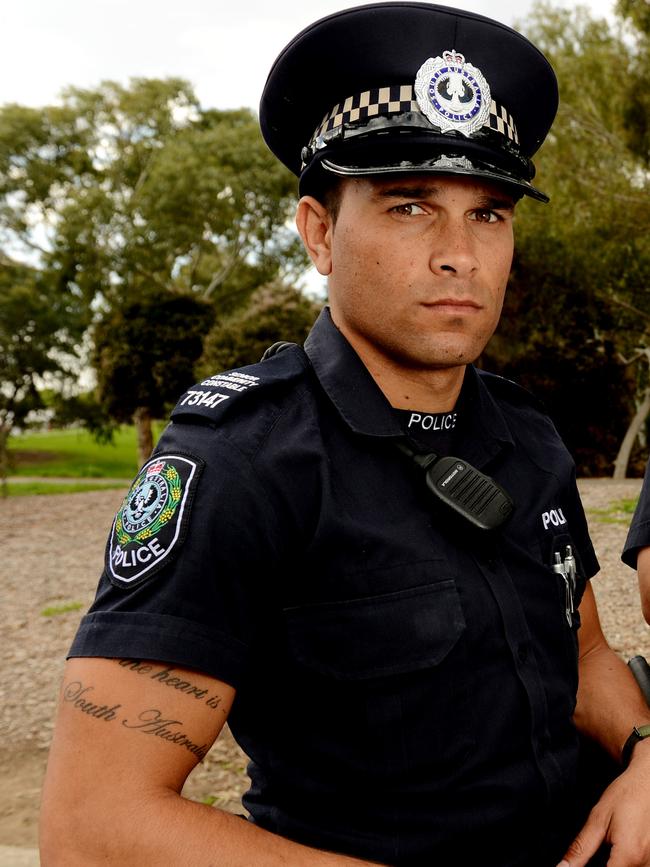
[69,419,289,688]
[622,468,650,568]
[537,414,600,582]
[567,468,600,581]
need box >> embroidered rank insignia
[107,454,203,588]
[414,49,491,137]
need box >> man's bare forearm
[42,791,384,867]
[559,584,650,865]
[574,584,650,760]
[575,642,650,759]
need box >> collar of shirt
[304,307,515,469]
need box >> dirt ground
[1,480,649,858]
[0,487,250,858]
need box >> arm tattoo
[122,709,209,759]
[116,659,224,711]
[63,678,212,760]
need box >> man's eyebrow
[372,185,516,210]
[476,195,516,211]
[373,184,441,200]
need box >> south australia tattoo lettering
[62,678,209,760]
[63,681,122,721]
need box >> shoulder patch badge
[107,454,204,588]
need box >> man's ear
[296,196,333,276]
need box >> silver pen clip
[553,551,573,626]
[563,545,577,596]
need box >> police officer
[623,471,650,624]
[40,4,650,866]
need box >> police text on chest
[542,508,567,530]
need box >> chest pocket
[538,530,586,630]
[282,578,475,778]
[283,580,465,680]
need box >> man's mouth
[422,298,483,310]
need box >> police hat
[260,2,558,202]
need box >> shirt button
[486,558,498,571]
[518,644,528,663]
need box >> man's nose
[429,219,480,278]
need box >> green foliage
[93,292,214,422]
[517,2,650,309]
[0,79,309,462]
[485,2,650,475]
[0,262,85,422]
[0,257,87,487]
[45,390,119,444]
[618,0,650,33]
[2,80,308,311]
[616,0,650,164]
[199,281,322,375]
[136,108,308,312]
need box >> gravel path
[1,480,649,855]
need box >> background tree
[0,258,86,489]
[618,0,650,164]
[485,2,650,476]
[8,28,648,477]
[93,292,214,466]
[199,280,322,375]
[0,80,308,457]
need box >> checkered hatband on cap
[307,83,519,161]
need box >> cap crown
[260,2,558,200]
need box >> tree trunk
[133,406,154,468]
[613,386,650,480]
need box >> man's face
[311,174,515,374]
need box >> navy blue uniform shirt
[71,307,599,866]
[622,468,650,568]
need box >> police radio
[259,341,515,531]
[397,441,514,531]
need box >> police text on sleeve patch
[107,454,204,588]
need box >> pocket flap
[283,580,466,680]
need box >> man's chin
[389,343,484,371]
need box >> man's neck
[373,365,466,412]
[352,343,467,413]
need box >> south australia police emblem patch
[107,454,203,588]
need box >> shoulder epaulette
[170,343,308,425]
[477,369,547,413]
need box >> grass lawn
[8,423,165,479]
[6,481,128,496]
[588,497,640,524]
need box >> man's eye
[390,203,427,216]
[471,209,500,223]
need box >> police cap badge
[260,2,558,202]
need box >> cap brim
[318,155,548,203]
[300,135,549,202]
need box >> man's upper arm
[576,580,607,659]
[636,547,650,624]
[41,657,235,858]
